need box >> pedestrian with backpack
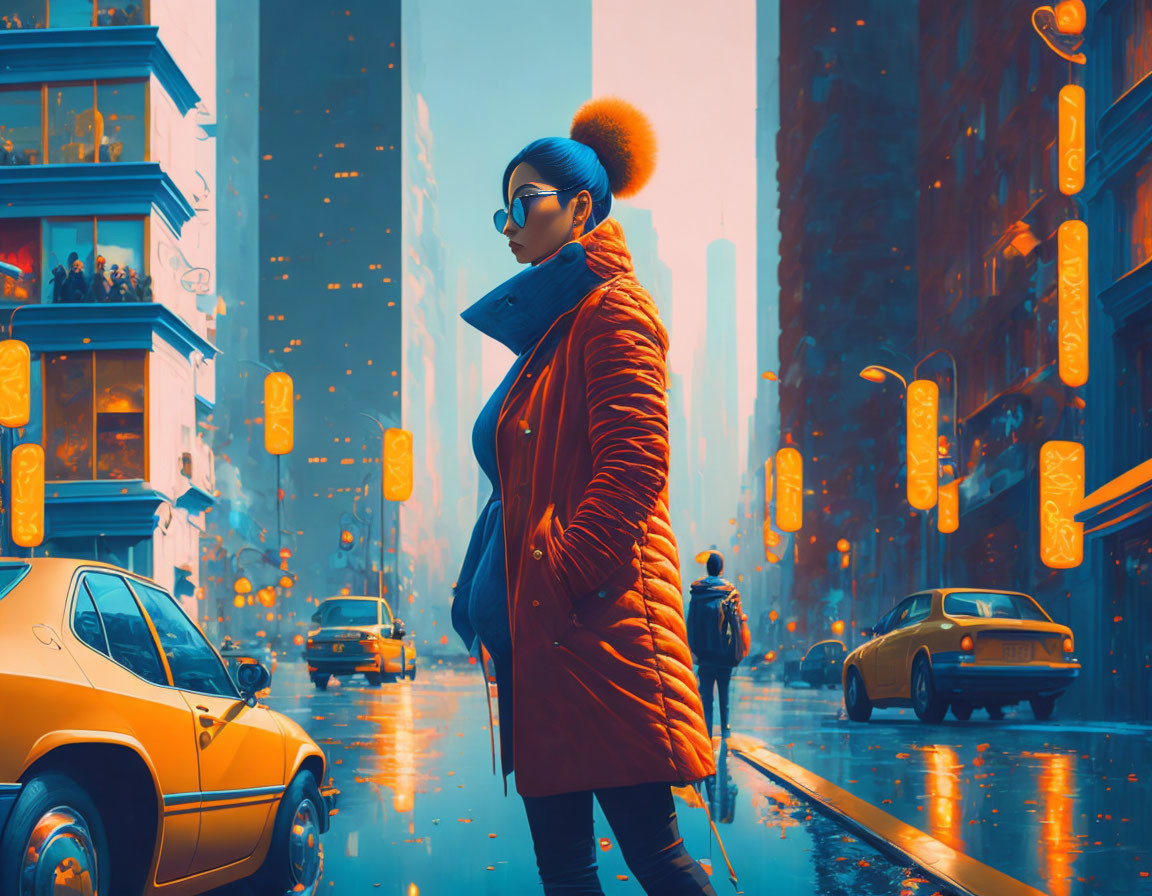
[687,551,751,739]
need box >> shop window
[1,2,45,28]
[0,218,40,302]
[96,3,143,25]
[0,86,43,164]
[42,218,94,303]
[47,0,92,26]
[95,81,145,162]
[41,536,152,576]
[0,2,145,28]
[95,218,144,277]
[44,350,146,481]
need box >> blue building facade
[0,7,218,617]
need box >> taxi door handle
[196,707,220,727]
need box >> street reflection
[1035,751,1076,896]
[923,745,963,850]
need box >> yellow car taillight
[1063,637,1074,654]
[361,636,382,653]
[306,638,314,648]
[960,635,974,652]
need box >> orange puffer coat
[494,217,715,797]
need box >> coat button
[532,599,540,607]
[597,590,606,598]
[532,549,543,560]
[553,641,560,647]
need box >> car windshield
[0,564,28,602]
[316,600,378,626]
[944,592,1049,621]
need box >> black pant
[696,664,732,737]
[521,781,717,895]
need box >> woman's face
[502,162,593,265]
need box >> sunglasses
[493,185,584,234]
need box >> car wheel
[0,772,111,896]
[253,769,325,896]
[365,672,383,687]
[987,704,1005,720]
[311,674,330,691]
[1030,695,1056,720]
[911,655,947,723]
[950,701,973,721]
[844,667,873,722]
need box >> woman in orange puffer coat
[451,97,717,895]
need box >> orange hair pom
[570,96,657,199]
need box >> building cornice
[10,302,218,361]
[0,162,195,235]
[45,480,168,538]
[0,26,200,115]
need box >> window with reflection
[6,80,146,164]
[95,81,145,161]
[0,218,40,302]
[0,87,42,164]
[96,2,142,25]
[1,1,146,27]
[95,350,145,479]
[44,350,146,480]
[132,582,237,698]
[41,217,145,303]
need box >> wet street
[211,660,944,896]
[740,671,1152,896]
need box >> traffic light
[339,529,355,551]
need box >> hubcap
[848,675,858,705]
[19,806,98,896]
[287,798,322,894]
[915,666,928,709]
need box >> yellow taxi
[0,558,338,895]
[843,588,1080,723]
[305,595,417,689]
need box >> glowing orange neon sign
[907,379,939,510]
[384,427,414,501]
[0,340,30,429]
[1058,85,1085,195]
[1057,220,1088,387]
[775,447,802,532]
[938,479,959,533]
[264,372,294,455]
[11,442,44,547]
[1040,441,1084,568]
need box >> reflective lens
[493,209,508,233]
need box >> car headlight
[1063,637,1074,654]
[960,635,974,652]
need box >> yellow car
[0,558,338,895]
[843,588,1080,723]
[305,595,417,689]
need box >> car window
[0,564,29,603]
[72,580,110,657]
[887,598,915,631]
[905,594,932,626]
[131,582,238,698]
[317,599,379,626]
[83,572,167,685]
[943,592,1049,621]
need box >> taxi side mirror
[236,661,271,706]
[391,618,406,639]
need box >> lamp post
[359,413,387,600]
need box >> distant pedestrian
[687,550,751,739]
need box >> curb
[726,733,1052,896]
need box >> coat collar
[460,218,633,356]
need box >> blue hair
[502,137,611,229]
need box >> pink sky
[592,0,758,465]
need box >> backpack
[688,584,749,667]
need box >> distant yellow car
[305,595,417,689]
[0,558,338,895]
[843,588,1080,723]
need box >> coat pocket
[529,503,575,641]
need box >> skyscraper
[258,1,404,606]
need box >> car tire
[365,672,383,687]
[252,769,325,896]
[950,701,973,721]
[844,667,873,722]
[1030,695,1056,720]
[987,704,1005,720]
[311,673,330,691]
[0,772,111,896]
[911,655,947,723]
